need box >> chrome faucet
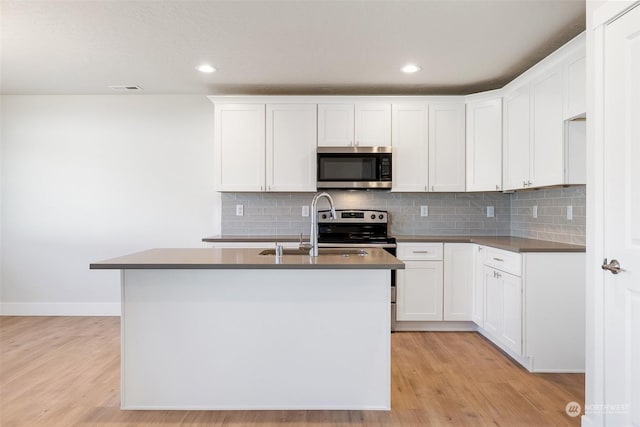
[309,192,337,256]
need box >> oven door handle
[317,243,397,249]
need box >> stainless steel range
[317,209,397,331]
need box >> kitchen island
[91,247,404,410]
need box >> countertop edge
[90,263,404,270]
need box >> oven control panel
[318,209,387,223]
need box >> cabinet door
[531,69,564,188]
[214,104,266,191]
[500,271,522,355]
[564,53,586,120]
[502,87,531,190]
[428,103,466,192]
[483,266,501,336]
[466,98,503,192]
[355,103,391,146]
[443,243,474,321]
[391,104,429,192]
[317,104,354,147]
[396,261,443,321]
[472,245,485,327]
[266,104,317,192]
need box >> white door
[396,261,443,321]
[500,271,522,356]
[502,86,531,190]
[266,104,317,192]
[466,98,503,192]
[428,103,466,192]
[483,266,501,337]
[443,243,474,321]
[317,104,354,147]
[391,104,429,192]
[354,103,391,146]
[531,68,564,188]
[472,245,485,327]
[601,5,640,425]
[214,103,265,192]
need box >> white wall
[0,95,217,315]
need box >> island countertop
[90,247,405,270]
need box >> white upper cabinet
[317,104,354,147]
[214,103,266,192]
[502,32,585,191]
[564,51,586,120]
[214,103,317,192]
[428,103,466,192]
[391,104,429,192]
[531,68,565,188]
[502,86,531,191]
[266,104,317,192]
[355,103,392,146]
[465,98,503,192]
[318,103,391,147]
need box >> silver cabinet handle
[496,184,500,191]
[478,246,483,252]
[496,272,502,278]
[493,257,504,262]
[413,250,430,254]
[523,180,528,187]
[527,180,532,186]
[602,258,624,274]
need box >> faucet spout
[309,192,336,257]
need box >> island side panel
[121,268,390,410]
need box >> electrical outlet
[420,205,429,217]
[487,206,495,218]
[533,205,538,218]
[301,205,309,217]
[235,204,244,216]
[567,205,573,220]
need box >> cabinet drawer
[397,243,443,261]
[484,247,522,276]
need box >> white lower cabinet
[473,246,585,372]
[471,245,485,327]
[443,243,474,321]
[396,243,444,321]
[396,261,443,321]
[483,265,522,355]
[396,242,473,322]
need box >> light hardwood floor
[0,316,584,426]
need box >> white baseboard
[0,302,121,316]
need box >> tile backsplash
[221,191,511,237]
[221,185,586,245]
[510,185,586,245]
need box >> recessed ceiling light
[401,64,421,73]
[197,64,217,73]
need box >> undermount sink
[259,248,368,256]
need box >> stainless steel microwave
[317,146,392,189]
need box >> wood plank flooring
[0,316,584,426]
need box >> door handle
[602,258,624,274]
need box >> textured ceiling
[0,1,586,95]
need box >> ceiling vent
[108,85,143,91]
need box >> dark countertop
[90,247,405,270]
[202,235,585,253]
[393,235,585,253]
